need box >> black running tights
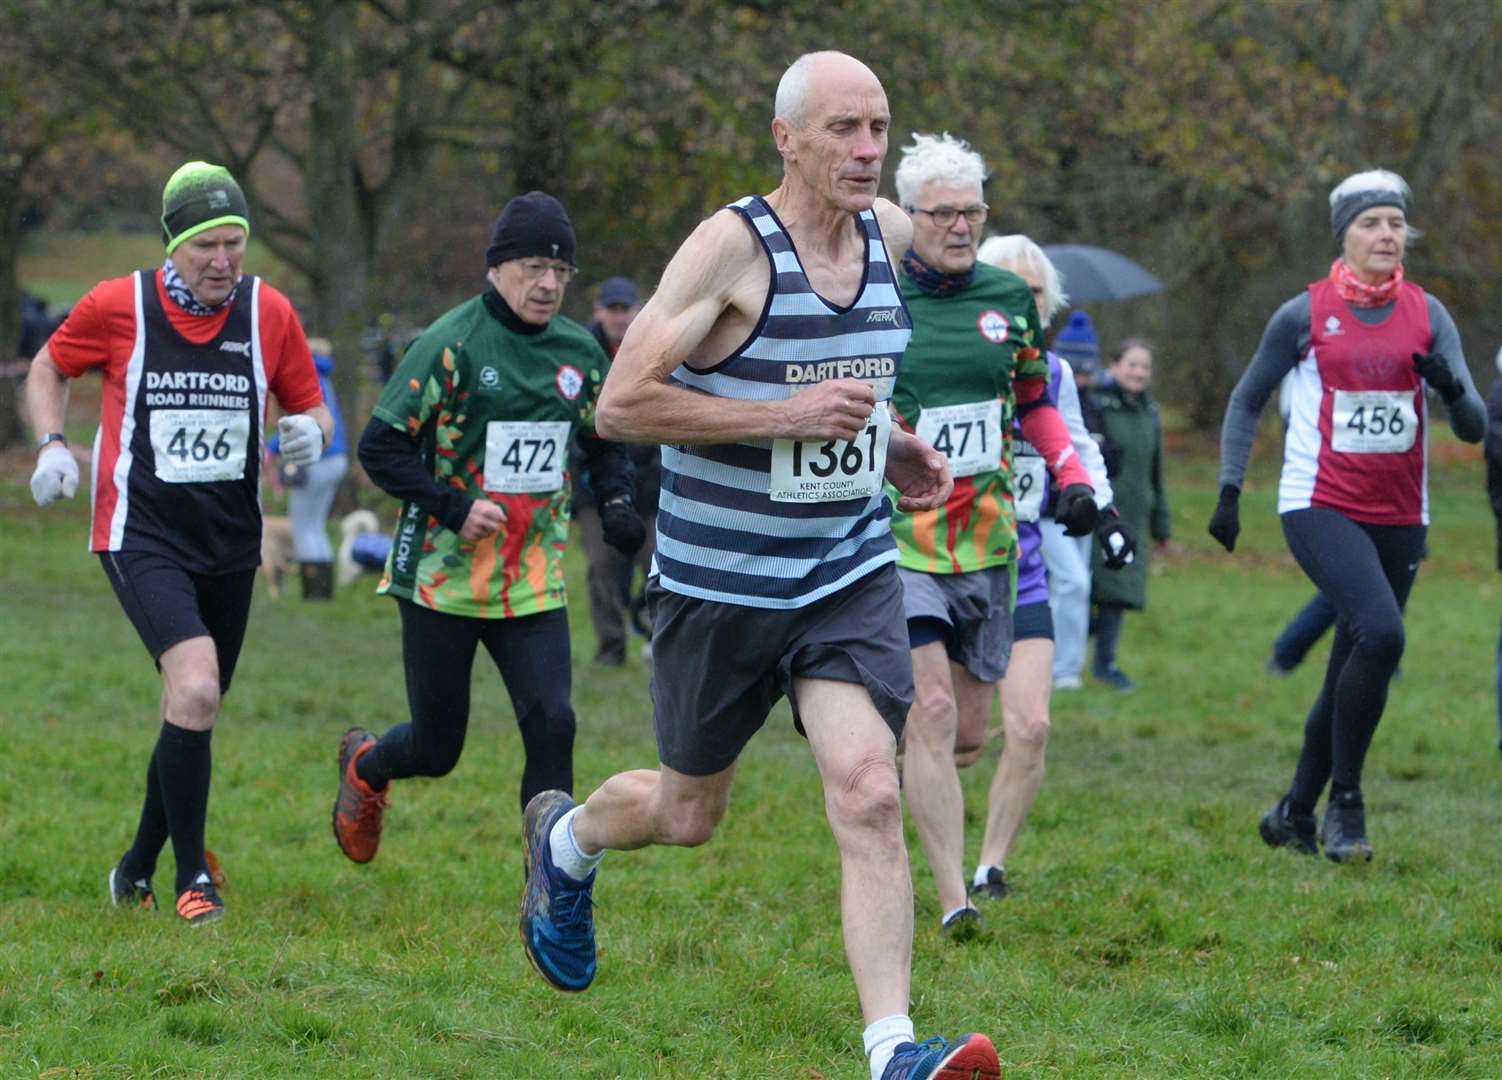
[1280,508,1425,811]
[360,600,576,812]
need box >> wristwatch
[36,432,67,451]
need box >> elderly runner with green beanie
[25,159,330,926]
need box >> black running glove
[601,496,646,556]
[1412,351,1464,403]
[1095,508,1137,570]
[1207,484,1240,552]
[1054,483,1099,538]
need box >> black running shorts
[100,550,256,694]
[645,562,915,776]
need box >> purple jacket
[1014,354,1065,607]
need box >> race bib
[914,399,1002,478]
[770,407,891,503]
[1330,390,1417,454]
[150,409,250,483]
[1013,449,1047,523]
[483,420,570,493]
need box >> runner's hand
[1054,483,1098,537]
[886,428,952,511]
[1096,508,1137,569]
[1412,351,1464,403]
[459,497,506,540]
[30,444,79,507]
[601,497,646,556]
[781,378,876,442]
[278,414,324,467]
[1207,485,1240,552]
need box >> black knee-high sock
[155,722,213,893]
[1094,605,1124,673]
[120,746,170,881]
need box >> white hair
[894,132,987,208]
[1328,168,1410,208]
[976,234,1068,327]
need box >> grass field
[2,430,1499,1078]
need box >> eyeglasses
[911,204,989,228]
[516,259,577,283]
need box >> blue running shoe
[882,1033,1001,1079]
[519,789,597,992]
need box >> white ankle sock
[864,1014,915,1080]
[548,806,603,882]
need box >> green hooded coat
[1090,380,1171,609]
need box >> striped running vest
[653,194,913,608]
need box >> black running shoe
[1258,797,1317,855]
[1320,790,1373,863]
[940,907,984,943]
[108,862,155,910]
[968,866,1010,901]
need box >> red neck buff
[1330,258,1403,308]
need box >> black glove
[600,497,646,556]
[1053,483,1099,538]
[1413,351,1464,403]
[1207,484,1240,552]
[1095,508,1137,570]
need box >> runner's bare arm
[874,198,912,266]
[597,211,876,445]
[23,346,70,439]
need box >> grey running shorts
[646,562,914,776]
[897,564,1013,683]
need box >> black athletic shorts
[1012,600,1055,642]
[100,550,256,694]
[646,562,915,776]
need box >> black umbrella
[1042,244,1164,303]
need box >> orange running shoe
[332,727,388,863]
[175,873,224,927]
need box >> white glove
[31,443,80,507]
[277,414,324,467]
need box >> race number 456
[150,409,249,483]
[770,408,891,503]
[483,420,571,493]
[1330,389,1418,454]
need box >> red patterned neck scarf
[1330,258,1403,308]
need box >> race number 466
[483,420,571,493]
[771,408,891,503]
[150,409,249,483]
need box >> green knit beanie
[161,161,250,253]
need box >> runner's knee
[828,753,902,835]
[1356,617,1405,671]
[165,670,221,728]
[651,791,726,847]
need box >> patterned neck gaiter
[162,257,239,316]
[901,248,976,296]
[1330,258,1403,309]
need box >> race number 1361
[770,408,891,503]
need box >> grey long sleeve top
[1219,290,1485,489]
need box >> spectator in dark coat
[1486,348,1502,749]
[1089,339,1171,690]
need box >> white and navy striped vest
[654,195,913,609]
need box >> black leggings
[363,600,576,812]
[1280,508,1425,809]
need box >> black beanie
[485,191,576,269]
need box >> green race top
[888,263,1048,574]
[374,295,607,617]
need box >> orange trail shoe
[109,862,155,910]
[332,727,389,863]
[175,873,224,927]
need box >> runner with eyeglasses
[331,191,643,865]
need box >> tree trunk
[0,179,26,448]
